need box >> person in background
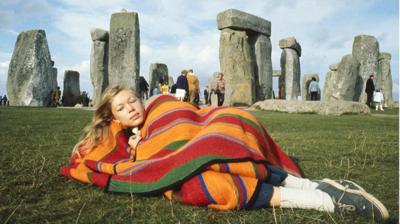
[308,77,320,101]
[1,95,8,106]
[365,75,375,108]
[204,87,209,105]
[187,69,200,104]
[373,89,385,111]
[161,82,170,95]
[216,73,225,106]
[176,70,189,101]
[138,76,149,100]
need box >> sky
[0,0,399,101]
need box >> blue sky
[0,0,398,101]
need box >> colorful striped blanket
[60,95,301,210]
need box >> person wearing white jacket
[373,89,385,111]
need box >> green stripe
[228,174,241,208]
[108,155,230,193]
[164,140,188,150]
[250,162,259,179]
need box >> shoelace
[332,187,357,212]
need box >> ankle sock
[282,174,319,190]
[279,187,335,212]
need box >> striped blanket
[60,95,301,210]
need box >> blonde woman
[61,85,388,222]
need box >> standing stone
[90,28,109,108]
[324,54,360,101]
[254,34,273,100]
[148,63,168,93]
[378,53,393,107]
[108,11,140,91]
[62,70,81,106]
[217,9,271,106]
[219,28,255,106]
[279,37,301,100]
[301,74,319,101]
[352,35,379,103]
[7,29,53,106]
[280,43,301,100]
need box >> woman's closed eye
[117,106,124,112]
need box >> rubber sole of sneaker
[321,178,389,221]
[335,179,365,191]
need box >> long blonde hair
[72,85,136,156]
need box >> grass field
[0,107,398,223]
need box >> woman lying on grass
[60,85,389,222]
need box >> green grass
[0,107,398,224]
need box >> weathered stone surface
[62,70,81,106]
[280,48,301,100]
[279,37,302,56]
[51,67,58,90]
[108,11,140,91]
[252,99,370,116]
[90,40,109,107]
[90,28,109,41]
[301,73,319,101]
[324,54,361,101]
[254,34,273,100]
[272,70,281,77]
[352,35,379,103]
[379,52,391,61]
[378,52,393,107]
[148,63,168,93]
[323,70,337,101]
[7,29,53,106]
[329,63,339,71]
[278,72,285,99]
[217,9,271,36]
[219,28,255,106]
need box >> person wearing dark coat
[139,76,149,100]
[176,70,189,101]
[365,75,375,107]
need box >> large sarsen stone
[7,29,53,106]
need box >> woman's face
[111,90,145,128]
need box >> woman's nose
[126,104,135,112]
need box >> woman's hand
[128,131,142,149]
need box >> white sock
[279,187,335,212]
[282,174,319,190]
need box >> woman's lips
[130,113,140,121]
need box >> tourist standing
[161,82,169,95]
[204,87,209,105]
[187,69,200,104]
[373,89,385,111]
[308,78,320,101]
[138,76,149,100]
[365,75,375,107]
[176,70,189,101]
[216,73,225,106]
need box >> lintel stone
[217,9,271,36]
